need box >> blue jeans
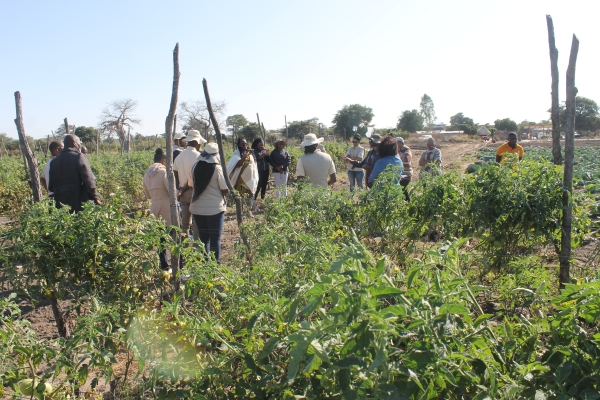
[192,212,224,263]
[348,170,364,191]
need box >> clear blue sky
[1,0,599,139]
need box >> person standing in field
[270,137,291,199]
[296,133,337,188]
[143,148,171,270]
[251,138,271,201]
[495,132,524,162]
[174,130,206,240]
[419,137,442,176]
[41,140,63,197]
[396,137,412,201]
[173,132,186,161]
[49,134,100,212]
[179,142,229,263]
[347,134,380,187]
[368,136,403,187]
[227,138,259,205]
[345,135,365,191]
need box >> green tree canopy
[237,122,262,141]
[494,118,518,132]
[448,112,477,134]
[74,126,98,144]
[558,96,600,132]
[332,104,374,138]
[226,114,249,134]
[283,118,322,139]
[420,94,436,127]
[397,110,424,133]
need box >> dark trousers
[400,178,411,202]
[192,212,224,263]
[255,169,270,199]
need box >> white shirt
[296,152,336,188]
[346,145,365,171]
[173,147,200,189]
[41,156,56,196]
[188,163,228,215]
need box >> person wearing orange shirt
[496,132,524,162]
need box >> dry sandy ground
[3,139,599,399]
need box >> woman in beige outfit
[143,148,171,269]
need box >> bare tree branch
[98,99,141,151]
[179,99,226,140]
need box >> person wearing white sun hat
[173,132,186,161]
[178,142,229,263]
[174,130,207,241]
[296,133,337,188]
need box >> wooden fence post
[165,43,182,287]
[546,15,562,164]
[560,34,579,288]
[204,78,252,257]
[14,92,42,203]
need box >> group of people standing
[143,131,448,266]
[143,130,293,266]
[344,134,442,201]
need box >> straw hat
[274,136,287,145]
[174,132,186,140]
[185,130,207,144]
[300,133,324,147]
[198,142,220,164]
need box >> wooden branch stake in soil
[64,117,70,137]
[546,15,562,165]
[257,113,265,140]
[203,78,252,257]
[14,91,42,203]
[560,34,579,287]
[165,43,182,286]
[15,92,69,337]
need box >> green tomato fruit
[18,379,34,396]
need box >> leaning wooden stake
[257,113,265,140]
[15,92,68,336]
[560,34,579,288]
[14,92,42,202]
[546,15,562,165]
[203,78,252,256]
[165,43,182,287]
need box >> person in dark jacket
[49,134,100,212]
[252,138,271,200]
[269,137,291,199]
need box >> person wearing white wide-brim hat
[299,133,327,153]
[174,129,207,242]
[178,142,228,263]
[173,132,187,160]
[296,134,337,188]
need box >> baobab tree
[98,99,140,152]
[179,99,226,141]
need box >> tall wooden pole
[203,78,252,256]
[560,34,579,288]
[96,128,100,154]
[14,92,42,203]
[64,118,69,137]
[165,43,182,285]
[547,15,562,165]
[257,113,265,140]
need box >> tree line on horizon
[2,94,600,156]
